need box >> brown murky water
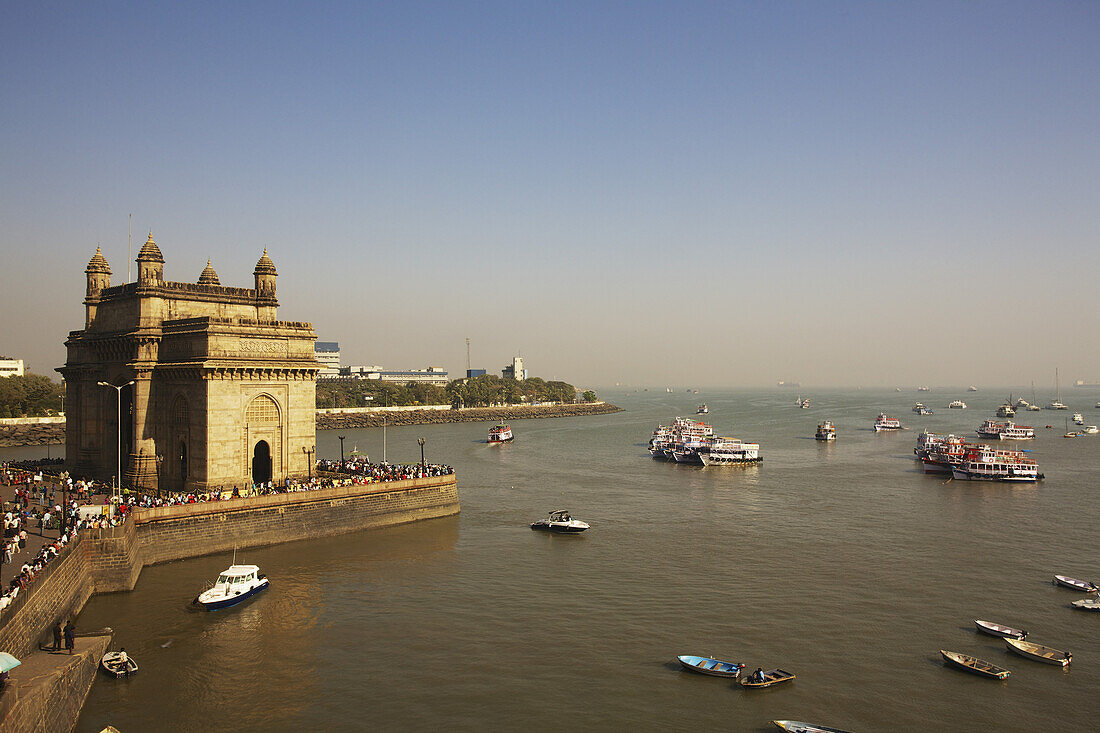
[44,389,1100,730]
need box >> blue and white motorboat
[194,564,270,610]
[677,655,744,678]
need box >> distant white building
[0,358,24,378]
[314,341,342,378]
[502,356,526,381]
[339,365,449,386]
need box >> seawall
[317,401,622,429]
[0,403,622,447]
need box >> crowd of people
[316,458,455,482]
[1,515,80,617]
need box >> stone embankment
[0,403,622,447]
[316,402,622,430]
[0,423,64,447]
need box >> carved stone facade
[59,236,319,492]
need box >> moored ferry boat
[696,404,708,414]
[996,403,1016,418]
[488,422,514,443]
[976,419,1007,439]
[873,413,902,432]
[1072,412,1084,425]
[815,420,836,441]
[948,400,967,409]
[999,423,1035,440]
[917,385,931,392]
[700,438,762,465]
[950,446,1042,482]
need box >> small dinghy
[194,564,270,611]
[677,655,744,678]
[1004,638,1071,667]
[773,722,853,733]
[739,668,796,688]
[530,510,589,533]
[975,619,1027,640]
[1053,575,1098,592]
[940,650,1010,679]
[1071,596,1100,611]
[100,651,137,677]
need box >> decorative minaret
[84,246,111,328]
[253,248,278,321]
[198,259,220,285]
[136,232,164,286]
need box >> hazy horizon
[3,2,1098,388]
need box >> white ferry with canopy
[699,438,762,465]
[977,419,1035,440]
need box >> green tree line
[0,373,64,418]
[316,374,591,409]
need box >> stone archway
[252,440,272,485]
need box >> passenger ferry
[922,435,971,474]
[977,420,1035,440]
[996,403,1016,418]
[488,422,514,443]
[873,413,902,432]
[796,396,811,408]
[912,402,933,415]
[696,404,709,414]
[948,400,967,409]
[917,386,931,392]
[951,446,1042,482]
[699,438,762,465]
[815,420,836,441]
[1073,412,1084,425]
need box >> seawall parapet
[317,401,622,430]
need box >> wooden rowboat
[676,655,744,678]
[740,668,796,688]
[773,721,853,733]
[1053,575,1098,592]
[1071,596,1100,611]
[1004,638,1071,667]
[940,650,1010,679]
[974,620,1027,640]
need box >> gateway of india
[59,234,320,492]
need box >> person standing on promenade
[63,620,75,654]
[52,620,63,651]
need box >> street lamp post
[417,437,426,472]
[98,380,135,496]
[303,445,315,481]
[338,435,345,463]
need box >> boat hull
[772,722,853,733]
[677,655,743,678]
[940,650,1010,679]
[1004,639,1071,667]
[950,469,1038,482]
[1053,575,1099,592]
[195,578,270,611]
[974,620,1026,640]
[100,652,138,677]
[739,669,795,688]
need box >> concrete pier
[0,632,111,732]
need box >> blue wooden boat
[773,722,853,733]
[676,655,745,678]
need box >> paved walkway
[1,473,78,590]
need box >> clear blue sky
[2,1,1098,388]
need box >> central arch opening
[252,440,271,485]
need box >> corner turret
[84,246,112,328]
[253,248,278,320]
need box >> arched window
[246,394,280,424]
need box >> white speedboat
[1083,425,1098,434]
[194,564,270,610]
[530,510,589,533]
